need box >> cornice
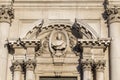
[0,0,107,9]
[78,38,111,48]
[9,40,41,48]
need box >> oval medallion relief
[49,30,69,57]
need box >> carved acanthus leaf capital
[25,59,36,71]
[12,60,23,71]
[105,6,120,23]
[95,60,105,72]
[81,59,93,71]
[0,5,14,23]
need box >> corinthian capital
[12,60,23,71]
[105,6,120,23]
[25,59,36,71]
[81,59,93,71]
[0,5,14,23]
[95,60,105,72]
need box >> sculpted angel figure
[51,33,66,53]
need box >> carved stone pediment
[8,20,110,66]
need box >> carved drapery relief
[0,5,14,23]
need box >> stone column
[81,59,92,80]
[26,59,36,80]
[95,60,105,80]
[12,60,23,80]
[0,5,14,80]
[106,6,120,80]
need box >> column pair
[81,59,105,80]
[12,59,36,80]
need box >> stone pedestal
[26,59,36,80]
[0,5,14,80]
[81,59,92,80]
[106,6,120,80]
[95,60,105,80]
[12,60,23,80]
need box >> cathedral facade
[0,0,120,80]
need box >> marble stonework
[0,0,120,80]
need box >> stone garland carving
[35,36,49,56]
[0,5,14,23]
[81,59,93,71]
[25,59,36,71]
[68,33,77,48]
[95,60,105,72]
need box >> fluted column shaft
[0,5,14,80]
[106,6,120,80]
[82,59,92,80]
[12,60,23,80]
[26,59,36,80]
[95,60,105,80]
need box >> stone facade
[0,0,120,80]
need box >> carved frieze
[0,5,14,23]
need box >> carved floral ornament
[95,60,105,72]
[11,59,36,72]
[0,5,14,23]
[103,0,120,23]
[81,59,93,71]
[25,59,36,71]
[81,59,106,72]
[106,6,120,23]
[12,60,23,71]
